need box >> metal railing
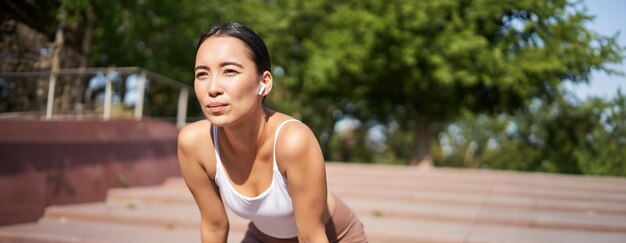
[0,67,190,128]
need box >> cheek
[223,80,252,98]
[194,82,206,100]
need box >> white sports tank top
[212,119,300,239]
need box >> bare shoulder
[177,120,215,176]
[272,113,317,149]
[178,120,212,150]
[277,120,317,150]
[274,115,324,171]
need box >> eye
[224,69,240,76]
[195,72,208,79]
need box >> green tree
[576,91,626,176]
[300,0,623,165]
[2,0,219,116]
[438,91,626,177]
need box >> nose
[208,75,223,97]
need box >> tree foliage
[296,0,623,164]
[575,92,626,176]
[2,0,624,175]
[437,92,626,176]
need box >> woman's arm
[178,124,229,243]
[277,122,330,243]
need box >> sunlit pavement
[1,162,626,243]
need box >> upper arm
[177,124,229,241]
[276,122,329,241]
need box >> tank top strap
[272,119,301,171]
[212,125,222,178]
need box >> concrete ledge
[2,163,626,242]
[0,119,181,226]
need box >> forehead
[195,36,253,64]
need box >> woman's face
[194,36,265,127]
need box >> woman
[177,22,367,243]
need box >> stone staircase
[1,163,626,242]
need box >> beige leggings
[241,196,367,243]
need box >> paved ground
[1,162,626,242]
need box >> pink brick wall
[0,119,181,225]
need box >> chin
[206,116,229,127]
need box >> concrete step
[326,163,626,195]
[41,201,249,233]
[330,184,626,216]
[327,176,626,205]
[2,163,626,243]
[164,165,626,195]
[35,185,626,241]
[360,214,626,243]
[165,164,626,205]
[106,186,194,205]
[128,176,626,219]
[342,196,626,233]
[0,218,244,243]
[4,210,624,243]
[104,184,626,233]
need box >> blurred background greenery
[1,0,624,176]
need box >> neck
[220,105,270,157]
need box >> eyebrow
[221,61,244,68]
[194,65,209,71]
[194,62,244,71]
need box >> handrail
[0,67,140,77]
[0,67,191,128]
[0,67,191,89]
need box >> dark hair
[196,22,271,75]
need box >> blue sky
[565,0,626,100]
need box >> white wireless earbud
[258,83,266,95]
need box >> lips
[207,102,228,113]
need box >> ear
[258,70,273,96]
